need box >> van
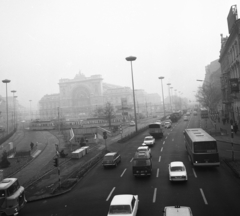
[0,178,26,215]
[132,152,152,176]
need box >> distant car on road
[137,146,151,155]
[107,194,139,216]
[164,121,172,128]
[183,116,188,121]
[129,121,135,126]
[169,161,188,181]
[193,111,197,116]
[142,136,155,146]
[163,205,193,216]
[102,152,121,168]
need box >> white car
[142,136,155,146]
[164,121,172,128]
[169,161,188,181]
[108,194,139,216]
[129,121,135,126]
[183,116,188,121]
[163,205,193,216]
[137,146,151,155]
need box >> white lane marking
[200,188,208,205]
[172,138,174,142]
[161,147,163,152]
[192,168,197,178]
[153,188,157,203]
[163,141,165,145]
[156,168,159,178]
[120,169,127,177]
[106,187,115,201]
[159,156,161,162]
[165,136,167,139]
[130,158,133,162]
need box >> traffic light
[103,131,107,139]
[53,158,58,167]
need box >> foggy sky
[0,0,236,109]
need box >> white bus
[184,128,220,166]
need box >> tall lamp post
[2,79,11,134]
[11,90,16,129]
[126,56,138,132]
[14,96,18,128]
[159,77,166,117]
[170,87,174,111]
[167,83,172,112]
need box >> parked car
[107,194,139,216]
[163,205,193,216]
[129,121,135,126]
[102,152,121,168]
[142,136,155,146]
[137,146,151,155]
[168,161,188,181]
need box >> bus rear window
[193,141,217,153]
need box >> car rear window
[104,155,114,160]
[133,159,151,166]
[171,166,185,171]
[109,205,131,214]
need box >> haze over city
[0,0,237,109]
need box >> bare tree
[94,102,115,129]
[196,84,221,112]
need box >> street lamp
[126,56,138,131]
[158,77,166,117]
[11,90,16,129]
[170,87,174,111]
[14,96,18,128]
[167,83,172,112]
[2,79,11,134]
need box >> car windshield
[145,137,152,141]
[109,205,131,214]
[171,166,185,171]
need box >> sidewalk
[206,116,240,179]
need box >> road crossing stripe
[159,156,161,162]
[156,169,159,178]
[163,141,165,145]
[106,187,115,201]
[153,188,157,203]
[161,147,163,152]
[192,168,197,178]
[120,169,127,177]
[200,188,208,205]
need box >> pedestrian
[30,142,34,150]
[233,122,238,134]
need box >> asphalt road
[20,115,240,216]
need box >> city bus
[200,108,208,118]
[183,128,220,166]
[148,122,164,138]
